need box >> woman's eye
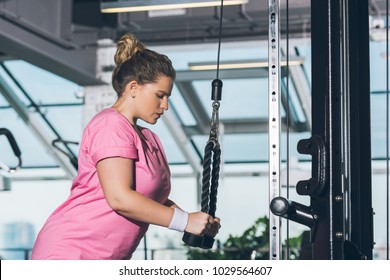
[157,94,166,99]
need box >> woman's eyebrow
[158,90,171,96]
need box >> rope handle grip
[182,76,222,250]
[182,232,215,249]
[182,141,220,249]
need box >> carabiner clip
[209,101,220,143]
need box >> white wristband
[168,208,189,232]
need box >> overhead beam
[175,67,268,81]
[175,81,211,134]
[0,16,103,86]
[162,109,202,204]
[176,64,310,137]
[184,119,270,135]
[162,110,202,175]
[0,74,78,179]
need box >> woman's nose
[161,97,169,110]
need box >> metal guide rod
[387,0,390,260]
[268,0,281,260]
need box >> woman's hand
[185,212,221,237]
[206,217,221,237]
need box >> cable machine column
[268,0,281,260]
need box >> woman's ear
[125,80,138,98]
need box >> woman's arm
[98,157,174,227]
[162,198,220,235]
[164,199,178,208]
[97,157,218,236]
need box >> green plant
[186,216,303,260]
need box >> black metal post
[311,0,343,260]
[345,0,373,259]
[311,0,373,259]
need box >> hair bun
[114,33,145,66]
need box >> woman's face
[134,75,173,124]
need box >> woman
[31,33,220,260]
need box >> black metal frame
[311,0,373,259]
[270,0,374,260]
[343,0,373,259]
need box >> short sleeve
[86,114,138,165]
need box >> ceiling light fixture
[188,58,305,70]
[100,0,248,13]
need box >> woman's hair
[112,33,176,97]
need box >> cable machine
[269,0,374,260]
[182,0,223,249]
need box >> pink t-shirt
[31,108,171,259]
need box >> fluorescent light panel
[101,0,248,13]
[188,58,305,70]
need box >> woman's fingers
[205,217,221,236]
[185,213,221,237]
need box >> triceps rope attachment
[201,99,221,218]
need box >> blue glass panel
[3,61,83,105]
[193,78,272,120]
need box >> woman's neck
[111,99,136,126]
